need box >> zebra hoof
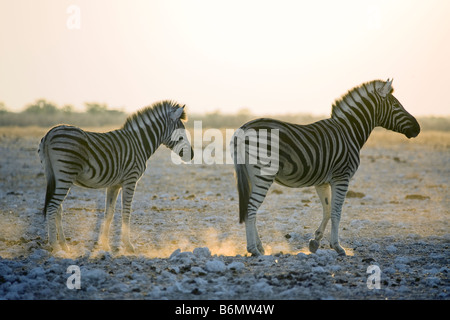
[247,247,263,257]
[59,241,70,252]
[309,239,320,253]
[123,244,135,254]
[49,242,63,254]
[331,243,346,256]
[96,242,111,252]
[257,245,265,255]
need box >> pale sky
[0,0,449,116]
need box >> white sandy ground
[0,127,448,299]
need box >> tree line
[0,99,448,131]
[0,99,125,115]
[0,99,127,127]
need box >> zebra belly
[74,170,122,189]
[274,169,329,188]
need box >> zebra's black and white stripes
[232,79,420,256]
[38,100,193,252]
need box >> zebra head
[164,104,194,162]
[377,79,420,139]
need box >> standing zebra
[232,79,420,256]
[38,100,193,253]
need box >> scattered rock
[0,133,448,300]
[251,279,273,295]
[205,259,226,273]
[193,247,211,259]
[362,257,375,263]
[227,261,245,271]
[169,249,181,260]
[191,266,207,275]
[386,245,397,254]
[312,266,326,273]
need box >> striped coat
[39,100,193,253]
[232,79,420,256]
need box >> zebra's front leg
[309,183,331,253]
[329,181,349,256]
[121,183,136,253]
[97,185,121,251]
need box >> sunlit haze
[0,0,449,116]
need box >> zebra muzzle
[405,125,420,139]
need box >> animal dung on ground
[346,190,366,198]
[405,194,430,200]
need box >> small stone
[205,259,226,273]
[169,248,181,260]
[312,266,326,273]
[191,288,202,295]
[297,252,308,259]
[386,245,397,253]
[227,261,245,271]
[193,247,211,259]
[191,266,207,275]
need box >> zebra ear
[170,106,185,121]
[379,78,394,97]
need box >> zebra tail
[38,137,55,219]
[235,163,251,224]
[233,135,251,224]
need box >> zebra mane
[122,100,187,130]
[331,80,394,118]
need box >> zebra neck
[122,122,163,160]
[332,107,376,150]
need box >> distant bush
[24,99,59,114]
[85,102,108,114]
[0,102,7,114]
[0,99,127,128]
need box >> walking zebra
[38,100,193,253]
[232,79,420,256]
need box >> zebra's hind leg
[245,178,274,256]
[309,183,331,253]
[97,185,121,252]
[55,204,70,251]
[245,213,265,256]
[45,185,71,253]
[46,205,60,252]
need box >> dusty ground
[0,126,448,300]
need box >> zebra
[38,100,193,253]
[231,79,420,256]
